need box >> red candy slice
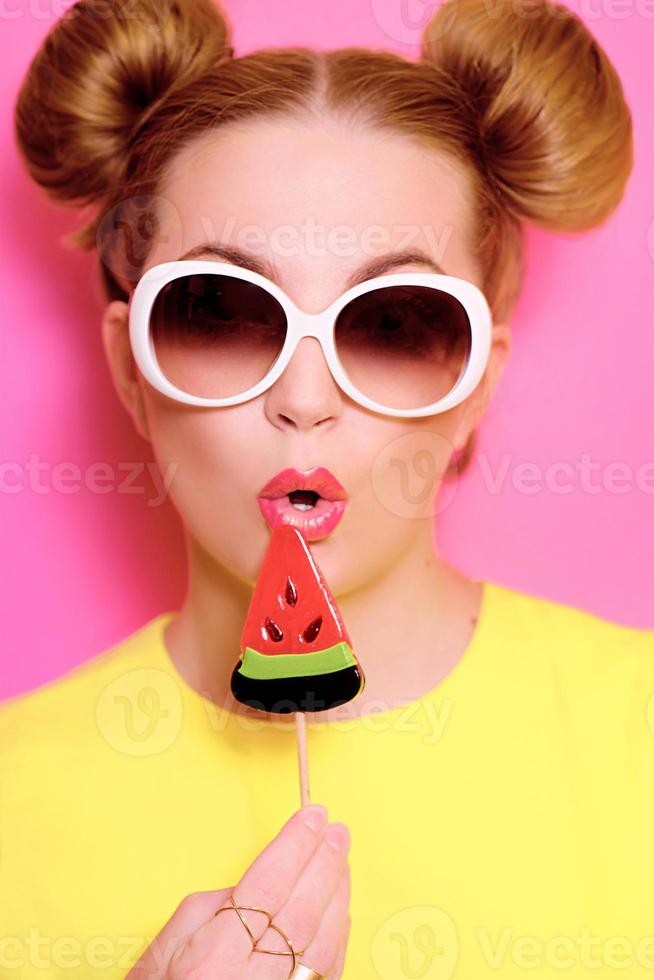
[231,525,365,713]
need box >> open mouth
[256,467,348,541]
[257,490,346,541]
[287,490,321,511]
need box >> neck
[163,526,481,726]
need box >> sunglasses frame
[128,259,493,418]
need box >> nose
[263,336,343,432]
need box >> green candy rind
[237,642,356,680]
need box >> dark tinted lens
[150,274,287,398]
[334,284,472,409]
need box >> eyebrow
[178,243,447,287]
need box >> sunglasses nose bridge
[280,309,341,391]
[287,308,334,342]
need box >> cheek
[147,401,241,492]
[144,399,268,572]
[362,412,460,521]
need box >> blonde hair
[14,0,633,476]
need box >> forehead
[147,117,481,291]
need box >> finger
[326,928,350,980]
[325,882,352,980]
[252,822,350,971]
[292,863,351,980]
[229,804,330,928]
[177,805,329,972]
[248,867,350,980]
[250,858,351,980]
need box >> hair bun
[14,0,231,211]
[421,0,633,231]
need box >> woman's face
[103,118,510,591]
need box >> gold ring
[213,894,309,978]
[289,965,327,979]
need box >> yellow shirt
[1,580,654,979]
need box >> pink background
[2,0,653,703]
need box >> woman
[2,0,652,977]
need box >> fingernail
[326,822,350,851]
[301,804,328,831]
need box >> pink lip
[257,467,348,542]
[258,467,348,502]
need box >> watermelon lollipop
[231,524,365,713]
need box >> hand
[126,804,351,979]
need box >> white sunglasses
[128,259,492,418]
